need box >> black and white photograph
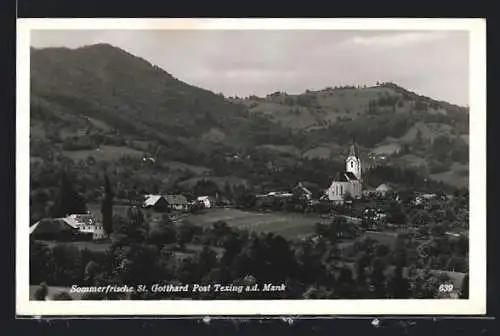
[16,18,486,316]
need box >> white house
[197,196,215,208]
[414,193,438,205]
[66,213,106,240]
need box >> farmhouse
[165,194,189,211]
[65,213,106,240]
[143,194,170,212]
[292,182,313,200]
[30,217,96,241]
[30,212,105,241]
[326,143,363,203]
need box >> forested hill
[228,83,469,188]
[30,43,469,190]
[30,43,258,146]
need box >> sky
[30,29,469,106]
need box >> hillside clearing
[371,143,401,156]
[257,144,302,157]
[178,176,248,189]
[162,161,212,175]
[62,145,145,162]
[399,122,455,143]
[430,168,469,189]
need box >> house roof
[29,218,78,235]
[29,222,40,234]
[144,194,165,207]
[63,216,80,228]
[294,182,313,195]
[165,194,188,205]
[376,184,391,192]
[67,214,97,226]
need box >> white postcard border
[16,18,487,316]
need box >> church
[325,143,363,203]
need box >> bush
[34,282,48,301]
[53,291,73,300]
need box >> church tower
[346,143,362,181]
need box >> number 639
[438,284,454,292]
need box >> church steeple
[348,142,359,158]
[346,142,362,181]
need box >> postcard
[16,18,486,316]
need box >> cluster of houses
[142,194,219,212]
[29,192,222,242]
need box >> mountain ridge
[30,43,469,189]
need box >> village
[29,142,469,302]
[29,143,467,245]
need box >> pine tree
[126,206,147,244]
[101,174,114,237]
[223,182,233,200]
[387,266,410,298]
[50,171,87,217]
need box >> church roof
[345,172,358,181]
[332,172,359,182]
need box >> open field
[187,208,321,239]
[62,145,145,162]
[186,208,406,247]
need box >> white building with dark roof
[326,143,363,203]
[29,212,105,240]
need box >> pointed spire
[349,142,358,157]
